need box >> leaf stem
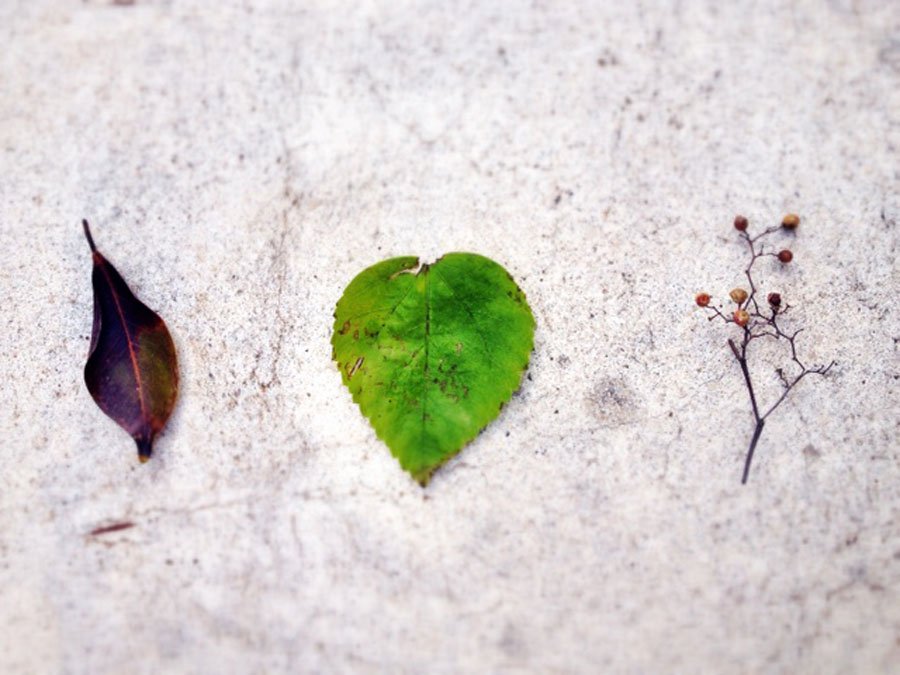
[82,219,97,253]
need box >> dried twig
[695,213,835,483]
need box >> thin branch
[697,213,833,483]
[706,305,732,323]
[741,419,766,484]
[729,337,761,420]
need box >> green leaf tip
[332,252,535,485]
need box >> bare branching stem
[698,215,834,483]
[742,419,766,484]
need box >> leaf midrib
[421,266,432,442]
[97,257,149,432]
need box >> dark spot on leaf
[346,356,364,379]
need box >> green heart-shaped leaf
[332,253,535,485]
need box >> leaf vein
[342,280,418,325]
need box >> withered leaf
[82,220,178,462]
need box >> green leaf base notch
[332,253,535,485]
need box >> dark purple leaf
[82,220,178,462]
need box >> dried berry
[767,292,782,308]
[729,288,748,305]
[778,249,793,263]
[734,215,748,231]
[781,213,800,229]
[695,292,710,307]
[733,309,750,327]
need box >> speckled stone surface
[1,1,898,673]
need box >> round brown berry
[734,215,748,231]
[729,287,748,304]
[781,213,800,229]
[778,249,793,263]
[733,309,750,327]
[695,292,710,307]
[767,292,782,308]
